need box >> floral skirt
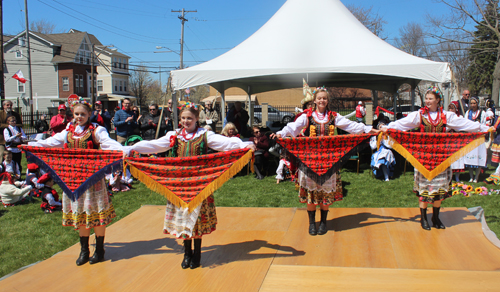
[492,143,500,164]
[62,179,116,229]
[413,168,452,203]
[297,172,343,205]
[164,195,217,239]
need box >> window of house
[114,81,118,92]
[80,75,84,89]
[86,52,91,65]
[18,37,26,47]
[15,50,22,58]
[119,81,123,92]
[124,81,127,92]
[113,57,117,68]
[118,58,122,69]
[123,59,127,70]
[97,80,103,92]
[62,77,69,91]
[17,81,25,93]
[75,75,80,93]
[79,52,84,64]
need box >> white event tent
[170,0,452,121]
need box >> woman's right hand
[269,133,281,139]
[380,126,389,133]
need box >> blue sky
[4,0,451,78]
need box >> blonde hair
[312,88,330,111]
[221,122,238,136]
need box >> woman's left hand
[369,129,381,134]
[489,126,496,132]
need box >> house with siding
[2,29,132,113]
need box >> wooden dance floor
[2,206,500,291]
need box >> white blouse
[129,127,252,154]
[28,122,123,151]
[386,110,490,133]
[277,111,372,137]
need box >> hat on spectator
[358,101,363,105]
[38,173,51,184]
[27,163,39,172]
[58,104,67,110]
[95,101,102,105]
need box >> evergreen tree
[466,1,499,96]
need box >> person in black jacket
[35,114,50,133]
[139,103,167,140]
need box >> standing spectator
[3,116,26,174]
[35,114,50,133]
[227,101,249,137]
[464,97,487,183]
[458,89,470,116]
[355,101,366,123]
[0,100,23,163]
[90,101,112,132]
[140,103,167,140]
[165,99,174,132]
[50,104,69,136]
[199,101,219,132]
[113,98,137,145]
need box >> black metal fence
[20,111,55,135]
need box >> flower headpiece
[426,86,443,101]
[301,79,314,105]
[312,86,327,94]
[70,97,91,108]
[181,101,199,111]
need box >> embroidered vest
[173,131,208,158]
[303,111,337,137]
[65,125,100,149]
[419,109,447,133]
[468,110,483,123]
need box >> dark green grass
[1,158,499,278]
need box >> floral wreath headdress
[70,97,92,108]
[426,86,443,101]
[312,86,327,94]
[181,101,199,111]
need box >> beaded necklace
[180,126,198,140]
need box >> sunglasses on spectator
[254,130,260,134]
[464,94,470,96]
[149,108,157,111]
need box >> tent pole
[393,90,398,121]
[371,90,378,111]
[411,81,416,112]
[221,85,226,130]
[247,85,253,128]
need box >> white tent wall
[170,0,452,123]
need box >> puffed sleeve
[277,114,308,137]
[335,114,372,133]
[386,111,421,131]
[207,131,252,151]
[446,112,490,132]
[275,159,286,180]
[28,130,67,148]
[94,126,123,150]
[130,131,177,154]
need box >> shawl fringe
[126,149,253,212]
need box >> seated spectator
[108,169,131,192]
[25,163,44,197]
[276,153,296,184]
[38,173,62,213]
[221,122,240,138]
[0,167,32,207]
[251,126,269,180]
[370,118,395,181]
[2,151,21,181]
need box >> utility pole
[91,43,95,105]
[171,8,196,70]
[24,0,33,125]
[0,0,5,108]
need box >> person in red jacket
[50,104,70,136]
[355,101,366,123]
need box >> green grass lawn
[1,159,499,278]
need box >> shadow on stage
[327,212,406,232]
[407,208,478,228]
[104,238,182,262]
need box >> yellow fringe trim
[387,135,485,181]
[125,150,254,212]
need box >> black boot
[76,236,90,266]
[317,209,329,235]
[181,240,192,269]
[254,166,264,180]
[307,210,317,235]
[89,236,105,264]
[190,238,202,269]
[420,208,431,231]
[432,207,446,229]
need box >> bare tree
[129,65,154,108]
[29,19,62,34]
[427,0,500,103]
[394,22,430,58]
[346,4,387,38]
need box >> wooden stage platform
[2,206,500,291]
